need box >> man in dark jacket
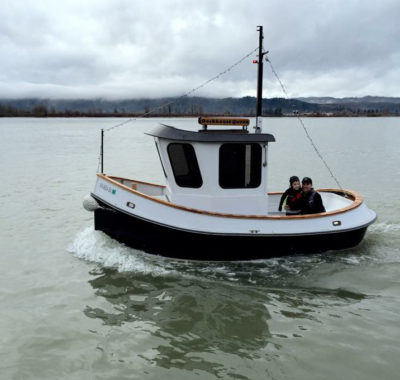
[300,177,326,214]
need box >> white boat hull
[89,175,376,260]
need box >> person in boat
[300,177,326,214]
[278,176,302,215]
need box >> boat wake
[368,221,400,233]
[69,227,324,284]
[67,225,397,287]
[362,222,400,264]
[68,226,176,276]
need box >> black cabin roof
[146,124,276,143]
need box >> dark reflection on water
[84,263,368,377]
[86,270,272,367]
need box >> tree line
[1,97,399,117]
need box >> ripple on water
[67,223,400,379]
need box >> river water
[1,117,399,379]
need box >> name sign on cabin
[198,117,250,127]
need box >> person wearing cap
[278,176,302,215]
[300,177,326,214]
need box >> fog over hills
[1,96,400,116]
[296,96,400,104]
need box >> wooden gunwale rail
[97,174,363,220]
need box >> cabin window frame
[167,143,203,188]
[155,141,168,179]
[219,143,262,189]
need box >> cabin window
[219,143,262,188]
[167,143,203,188]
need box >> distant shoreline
[1,96,400,118]
[1,113,399,118]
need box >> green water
[1,117,399,379]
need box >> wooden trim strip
[97,174,363,220]
[107,175,166,189]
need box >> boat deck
[107,175,357,216]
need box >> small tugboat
[84,27,376,261]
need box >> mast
[100,128,104,174]
[255,26,266,133]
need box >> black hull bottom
[94,205,368,261]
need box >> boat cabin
[147,117,275,215]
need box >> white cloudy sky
[1,0,399,99]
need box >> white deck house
[148,121,276,215]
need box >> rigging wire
[265,54,343,190]
[105,46,259,132]
[97,47,259,172]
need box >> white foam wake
[68,226,174,275]
[369,222,400,233]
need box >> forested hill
[1,96,399,116]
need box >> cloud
[0,0,399,98]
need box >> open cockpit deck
[101,174,362,219]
